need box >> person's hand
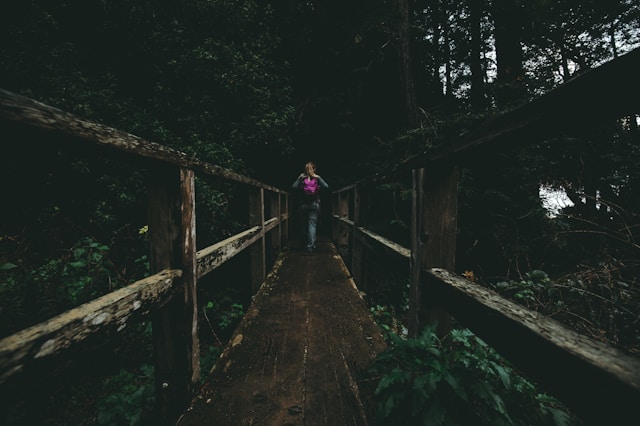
[311,172,319,178]
[298,173,305,179]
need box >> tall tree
[491,0,526,108]
[469,0,488,108]
[397,0,420,127]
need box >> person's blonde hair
[304,162,316,177]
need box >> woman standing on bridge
[292,162,329,253]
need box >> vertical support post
[337,190,350,258]
[409,168,425,338]
[148,166,200,425]
[423,165,458,336]
[332,191,339,242]
[249,186,266,293]
[282,192,289,245]
[350,185,365,289]
[271,191,281,259]
[409,166,458,338]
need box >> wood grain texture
[0,269,181,385]
[427,268,640,424]
[177,239,386,425]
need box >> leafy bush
[490,268,640,353]
[96,364,155,426]
[369,325,576,425]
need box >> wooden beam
[249,187,266,293]
[148,165,199,425]
[350,185,365,289]
[409,168,425,338]
[196,227,261,279]
[426,268,640,424]
[420,165,458,336]
[354,227,411,261]
[0,269,181,386]
[0,89,285,193]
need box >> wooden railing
[0,89,289,424]
[332,48,640,424]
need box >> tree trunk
[492,0,526,108]
[397,0,419,128]
[469,0,486,108]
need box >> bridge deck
[177,238,387,425]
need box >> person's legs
[307,207,318,251]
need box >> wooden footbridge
[177,238,385,425]
[1,48,640,425]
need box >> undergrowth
[369,324,578,426]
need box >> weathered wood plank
[196,226,262,279]
[354,227,411,261]
[420,165,457,336]
[148,165,199,425]
[426,268,640,424]
[409,168,425,338]
[176,240,386,425]
[179,167,201,391]
[249,187,266,293]
[0,269,181,386]
[0,89,285,193]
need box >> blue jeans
[301,201,319,249]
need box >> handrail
[0,269,182,384]
[330,48,640,423]
[0,89,290,424]
[331,47,640,193]
[0,89,285,194]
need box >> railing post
[409,166,458,338]
[336,190,350,257]
[249,187,266,293]
[281,192,289,245]
[270,191,281,261]
[350,184,366,289]
[409,168,425,338]
[148,165,200,424]
[423,165,458,336]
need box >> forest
[1,0,640,425]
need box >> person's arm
[292,173,304,189]
[316,176,329,189]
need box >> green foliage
[490,268,640,353]
[96,364,155,426]
[371,304,407,341]
[205,297,244,336]
[60,237,114,305]
[0,237,122,337]
[493,270,551,307]
[370,325,576,426]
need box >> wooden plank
[426,268,640,424]
[402,47,640,170]
[420,165,458,336]
[409,168,425,338]
[176,239,386,425]
[196,226,262,279]
[0,269,181,386]
[269,192,281,264]
[195,218,281,280]
[334,193,351,258]
[354,227,411,261]
[350,185,364,288]
[0,89,285,193]
[148,165,199,424]
[179,168,201,390]
[249,187,266,293]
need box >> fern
[369,325,577,425]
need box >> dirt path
[176,239,386,425]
